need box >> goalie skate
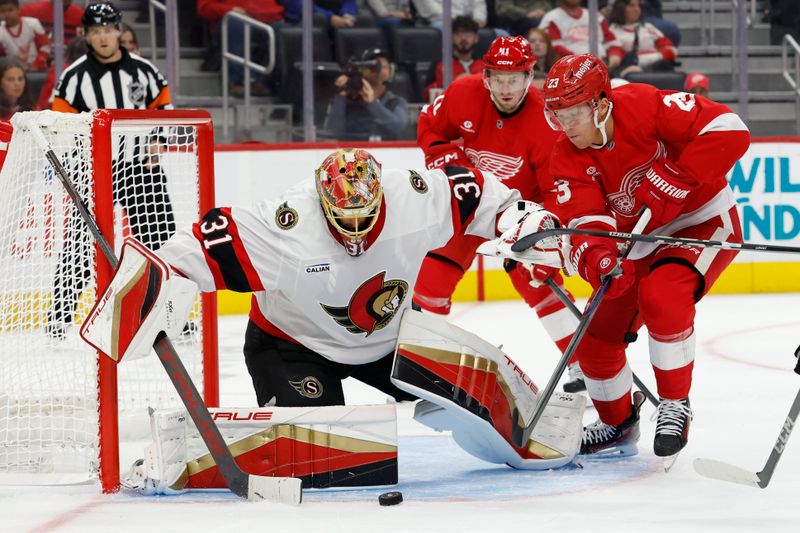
[580,390,645,457]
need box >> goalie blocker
[392,310,585,469]
[80,238,198,362]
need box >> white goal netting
[0,111,215,486]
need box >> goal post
[0,109,219,493]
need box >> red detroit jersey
[549,83,750,234]
[418,74,559,204]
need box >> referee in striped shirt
[47,2,177,339]
[52,3,172,112]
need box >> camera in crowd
[342,57,380,101]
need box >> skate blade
[579,443,639,459]
[662,452,681,472]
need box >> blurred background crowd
[1,0,798,140]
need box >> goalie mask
[316,149,383,257]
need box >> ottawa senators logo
[320,271,408,336]
[275,202,298,230]
[288,376,323,399]
[409,170,428,193]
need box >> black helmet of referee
[82,2,122,30]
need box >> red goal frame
[90,109,218,492]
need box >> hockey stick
[544,278,659,408]
[28,121,302,504]
[511,226,800,256]
[512,210,652,447]
[692,346,800,488]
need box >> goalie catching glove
[477,201,566,286]
[80,238,198,362]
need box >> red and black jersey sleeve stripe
[443,166,484,233]
[192,207,265,293]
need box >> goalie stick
[27,119,302,505]
[512,209,652,447]
[544,278,659,408]
[693,346,800,488]
[510,226,800,256]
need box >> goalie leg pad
[393,310,585,470]
[125,405,399,494]
[80,238,198,362]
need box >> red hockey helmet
[482,36,536,74]
[315,149,383,256]
[543,53,611,112]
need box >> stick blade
[693,458,764,488]
[247,476,303,504]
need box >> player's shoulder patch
[409,170,428,194]
[275,201,299,230]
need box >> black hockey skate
[580,390,645,457]
[653,397,693,470]
[563,363,587,393]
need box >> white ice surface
[2,293,799,532]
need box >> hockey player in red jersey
[414,35,587,392]
[541,54,750,459]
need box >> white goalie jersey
[158,166,520,365]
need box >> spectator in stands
[364,0,413,40]
[119,23,140,55]
[423,16,483,101]
[412,0,488,29]
[526,27,557,88]
[197,0,285,97]
[607,0,676,78]
[0,58,35,119]
[325,47,408,140]
[36,35,86,110]
[640,0,680,47]
[495,0,554,36]
[684,72,709,98]
[281,0,358,28]
[0,0,50,71]
[20,0,85,41]
[539,0,624,70]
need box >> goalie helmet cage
[0,110,218,493]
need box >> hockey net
[0,110,218,492]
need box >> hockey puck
[378,491,403,506]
